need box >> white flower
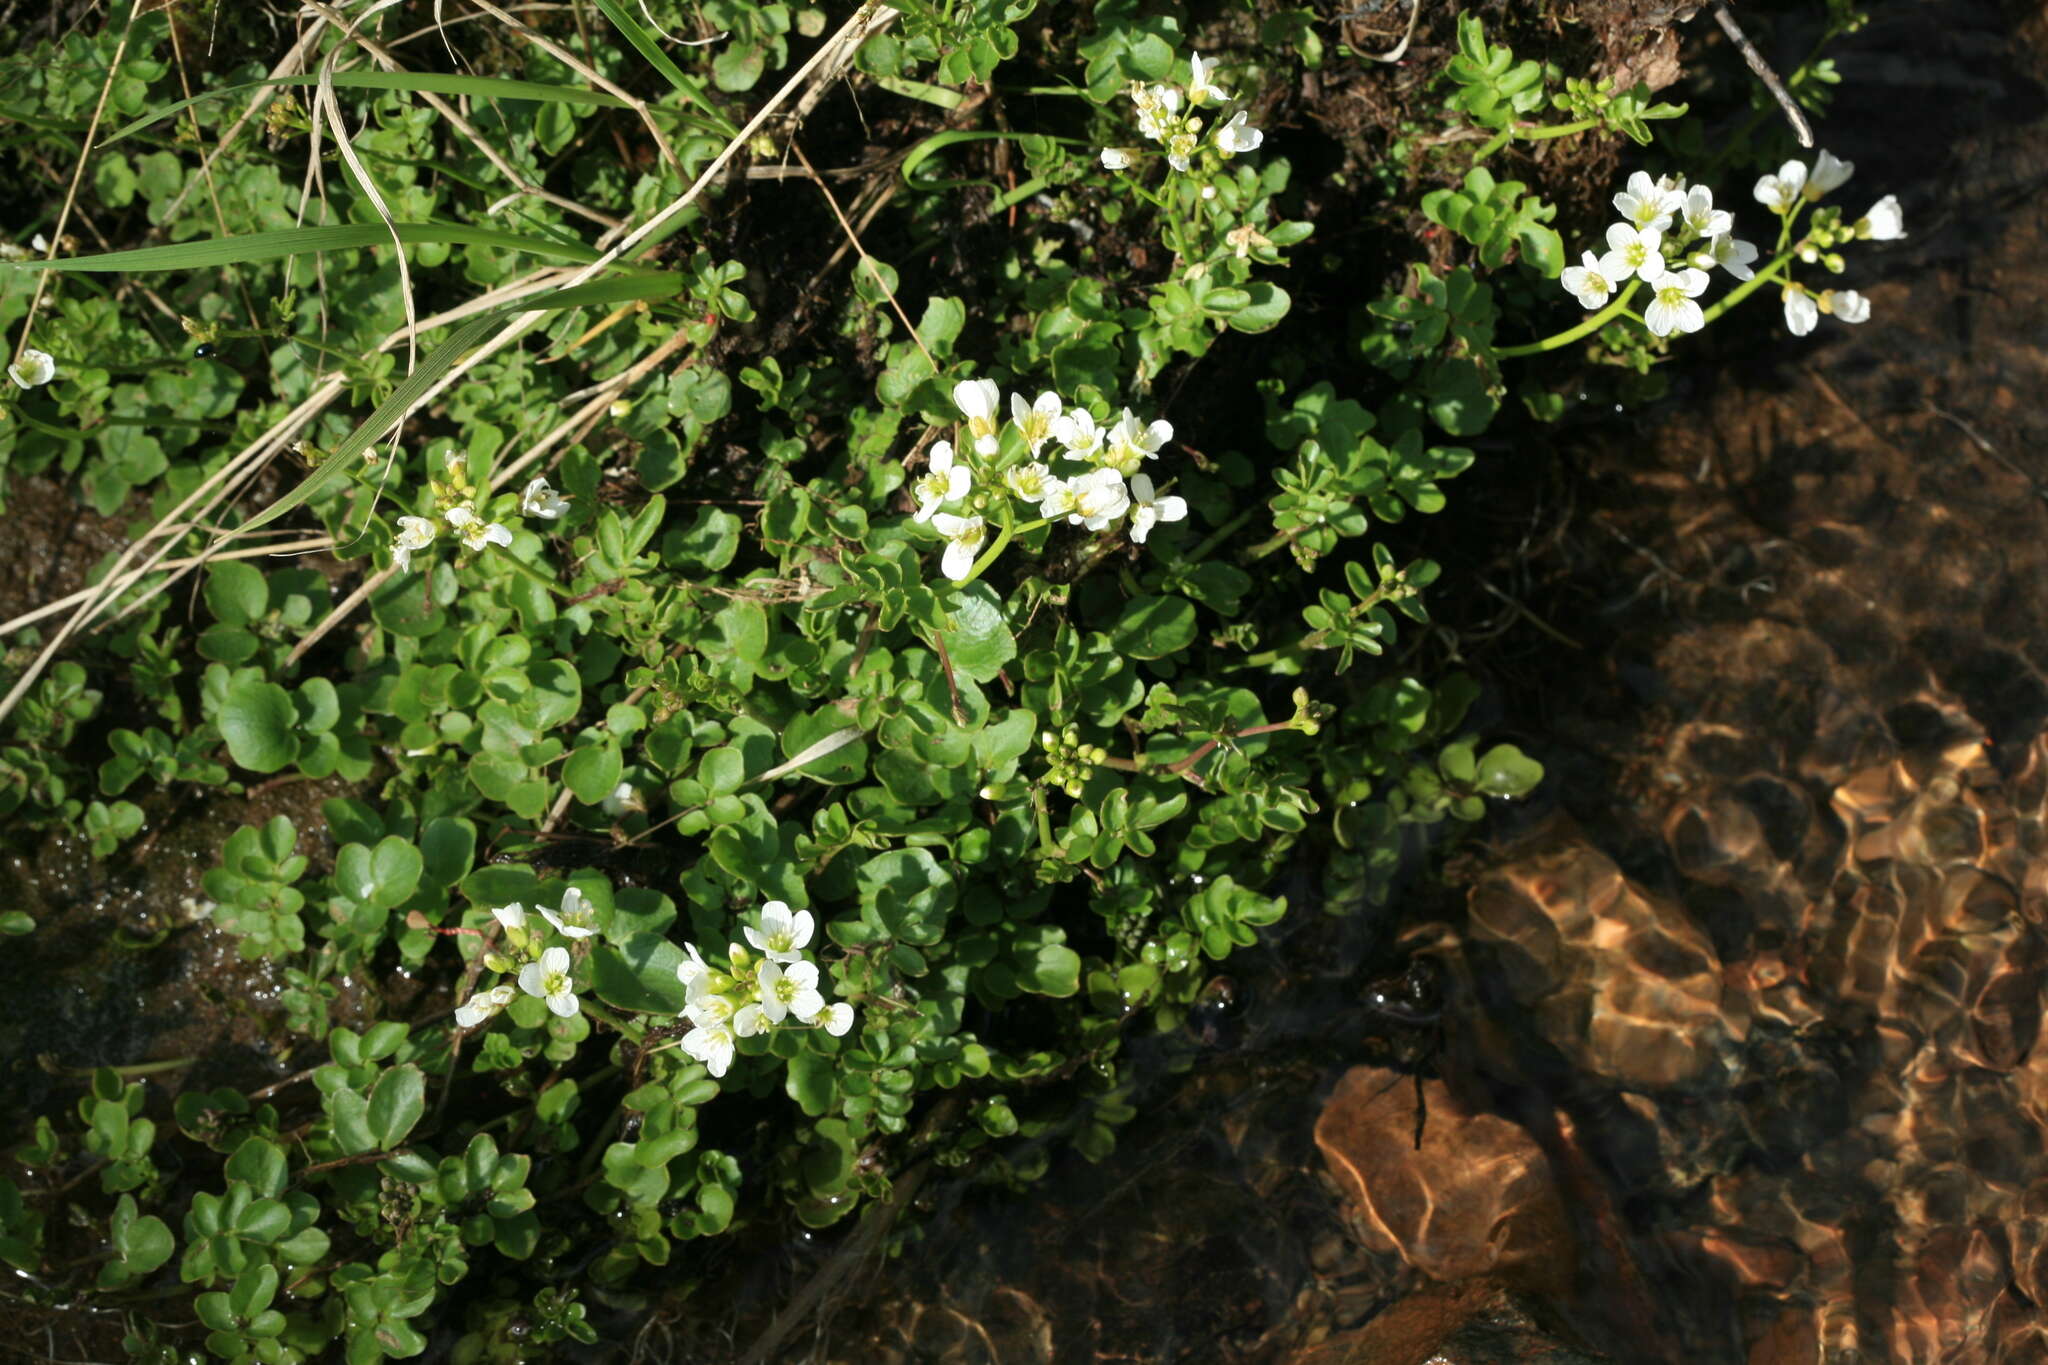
[1128,473,1187,544]
[1828,289,1871,324]
[1003,461,1053,504]
[1861,194,1906,241]
[1613,171,1682,231]
[491,902,529,932]
[540,887,598,939]
[392,516,437,573]
[443,504,513,553]
[1214,111,1263,156]
[1560,250,1621,309]
[820,1001,855,1037]
[1166,131,1199,173]
[676,942,714,998]
[1037,477,1079,522]
[6,347,55,389]
[757,959,826,1025]
[517,945,579,1018]
[1754,160,1807,213]
[1691,233,1758,282]
[912,440,972,522]
[732,1002,768,1037]
[1100,147,1138,171]
[1067,468,1131,531]
[1132,83,1181,141]
[953,378,1002,456]
[744,901,814,963]
[1679,185,1732,239]
[519,476,570,520]
[1807,149,1853,198]
[1782,286,1819,336]
[601,783,643,817]
[1102,409,1172,477]
[454,983,516,1029]
[681,1022,735,1077]
[1053,407,1104,461]
[685,990,733,1029]
[931,512,986,582]
[1643,268,1709,338]
[1603,223,1665,283]
[1187,54,1227,105]
[1010,391,1062,457]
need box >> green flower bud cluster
[1040,724,1108,798]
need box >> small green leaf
[218,678,299,773]
[1475,743,1544,798]
[1111,595,1197,661]
[366,1065,425,1150]
[938,583,1016,683]
[563,740,624,805]
[590,934,688,1013]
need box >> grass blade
[588,0,737,137]
[2,223,601,273]
[104,73,632,147]
[229,272,686,536]
[234,313,500,536]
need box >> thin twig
[1712,0,1814,148]
[789,140,933,370]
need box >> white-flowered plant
[391,516,437,573]
[1554,153,1898,343]
[454,983,516,1029]
[7,347,55,389]
[915,376,1193,582]
[540,886,598,939]
[444,504,513,554]
[519,476,570,519]
[674,904,857,1079]
[912,440,971,523]
[1101,56,1265,181]
[953,378,1002,456]
[518,945,580,1018]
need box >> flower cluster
[1559,170,1759,338]
[1753,151,1903,336]
[1102,54,1263,177]
[454,888,604,1028]
[919,379,1188,582]
[1560,154,1904,341]
[676,902,854,1078]
[390,453,571,574]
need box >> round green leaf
[938,584,1016,683]
[857,848,957,946]
[1111,595,1197,661]
[366,1064,426,1150]
[218,677,299,773]
[1475,743,1544,798]
[590,933,688,1013]
[564,739,624,805]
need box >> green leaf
[1475,743,1544,798]
[204,561,268,627]
[1225,281,1292,333]
[225,1137,288,1198]
[857,848,956,946]
[218,677,298,773]
[563,740,623,806]
[938,583,1015,682]
[366,1065,425,1150]
[590,933,688,1013]
[1111,595,1197,661]
[589,0,735,134]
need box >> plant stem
[1699,249,1794,326]
[1497,279,1641,358]
[956,503,1037,587]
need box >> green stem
[954,502,1034,587]
[490,542,572,599]
[1698,249,1795,327]
[1520,117,1599,141]
[1497,279,1641,358]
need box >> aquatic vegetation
[0,0,1894,1357]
